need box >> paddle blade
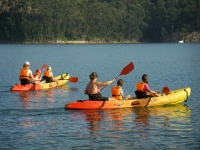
[42,64,48,70]
[119,62,134,76]
[68,77,78,83]
[162,86,170,95]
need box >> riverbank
[0,32,199,44]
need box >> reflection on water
[1,43,199,149]
[11,84,70,109]
[66,104,192,149]
[70,104,191,132]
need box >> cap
[36,69,41,73]
[24,61,30,66]
[47,66,51,71]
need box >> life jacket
[20,68,30,80]
[111,86,123,100]
[136,82,145,92]
[44,71,51,77]
[135,82,147,99]
[33,74,41,79]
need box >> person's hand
[112,78,116,82]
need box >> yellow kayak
[65,87,191,109]
[11,73,78,91]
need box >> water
[0,43,200,149]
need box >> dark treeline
[0,0,199,43]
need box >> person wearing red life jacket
[19,61,39,85]
[135,74,160,98]
[42,66,57,83]
[111,79,130,100]
[84,72,116,101]
[33,69,42,84]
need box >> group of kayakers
[19,61,57,85]
[19,61,160,100]
[84,72,160,101]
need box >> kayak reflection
[70,104,190,132]
[132,103,191,129]
[12,84,70,109]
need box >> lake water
[0,43,200,149]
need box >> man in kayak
[111,79,130,100]
[135,74,160,98]
[84,72,116,100]
[42,66,57,83]
[19,61,39,85]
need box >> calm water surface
[0,43,200,149]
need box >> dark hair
[142,74,148,83]
[117,79,124,86]
[89,72,98,80]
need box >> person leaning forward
[135,74,160,99]
[84,72,116,101]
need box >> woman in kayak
[19,61,39,85]
[111,79,130,100]
[135,74,160,98]
[84,72,116,100]
[42,66,57,83]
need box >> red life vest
[111,86,123,100]
[136,82,145,92]
[33,74,41,79]
[20,68,30,80]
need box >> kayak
[65,87,191,109]
[11,73,70,91]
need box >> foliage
[0,0,199,43]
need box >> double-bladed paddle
[68,77,78,83]
[100,62,134,91]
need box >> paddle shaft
[100,62,134,91]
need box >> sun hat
[47,66,51,71]
[36,69,41,73]
[24,61,30,66]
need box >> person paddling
[19,61,39,85]
[42,66,57,83]
[84,72,116,100]
[135,74,160,98]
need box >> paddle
[68,77,78,83]
[100,62,134,91]
[42,64,48,71]
[60,73,78,83]
[162,86,170,95]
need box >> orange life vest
[136,82,145,92]
[111,86,123,100]
[44,71,51,77]
[20,68,30,80]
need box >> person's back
[42,66,55,83]
[19,61,32,85]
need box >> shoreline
[0,40,140,44]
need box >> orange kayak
[65,87,191,109]
[11,73,70,91]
